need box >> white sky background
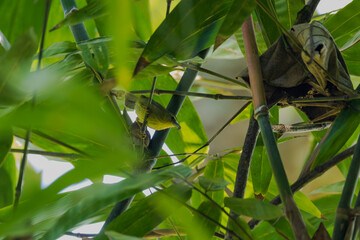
[21,0,352,239]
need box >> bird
[125,93,181,131]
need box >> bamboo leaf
[190,201,221,240]
[1,166,191,237]
[0,0,45,44]
[251,145,272,196]
[97,184,192,239]
[224,197,283,220]
[0,125,12,167]
[203,159,225,204]
[215,0,256,49]
[105,231,143,240]
[310,93,360,169]
[254,0,280,47]
[198,176,229,192]
[0,154,16,208]
[50,0,108,32]
[130,0,152,42]
[38,41,77,59]
[133,0,232,75]
[274,0,305,29]
[293,191,322,219]
[324,0,360,49]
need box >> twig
[233,115,259,200]
[14,0,51,209]
[180,62,248,88]
[129,89,252,100]
[272,122,331,134]
[140,76,157,138]
[248,145,356,228]
[10,149,80,159]
[153,101,251,169]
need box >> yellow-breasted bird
[125,93,181,131]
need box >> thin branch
[14,0,51,209]
[248,145,356,229]
[140,76,157,138]
[129,89,252,100]
[272,122,331,134]
[153,101,251,169]
[180,62,248,88]
[146,152,213,161]
[233,115,259,200]
[10,149,80,159]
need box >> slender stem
[10,149,80,159]
[294,0,321,25]
[290,95,360,103]
[153,101,251,169]
[129,89,252,100]
[248,145,356,228]
[333,134,360,239]
[272,122,331,134]
[232,115,259,200]
[14,0,51,209]
[180,62,248,88]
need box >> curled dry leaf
[239,21,355,122]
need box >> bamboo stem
[242,16,309,239]
[333,134,360,239]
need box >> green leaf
[224,197,283,220]
[0,0,45,44]
[228,217,253,240]
[342,46,360,76]
[255,0,281,47]
[98,184,192,239]
[0,29,38,108]
[215,0,256,48]
[133,0,232,74]
[198,176,229,192]
[253,221,284,240]
[130,0,152,42]
[310,95,360,169]
[251,144,272,196]
[231,103,253,124]
[0,166,191,237]
[190,201,221,240]
[0,125,12,167]
[105,231,143,240]
[40,41,77,59]
[0,154,16,208]
[203,159,225,204]
[324,0,360,49]
[293,191,322,219]
[50,0,108,31]
[275,0,304,29]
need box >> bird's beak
[172,117,181,130]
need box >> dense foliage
[1,0,360,239]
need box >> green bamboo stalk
[242,16,309,239]
[60,0,89,42]
[333,134,360,239]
